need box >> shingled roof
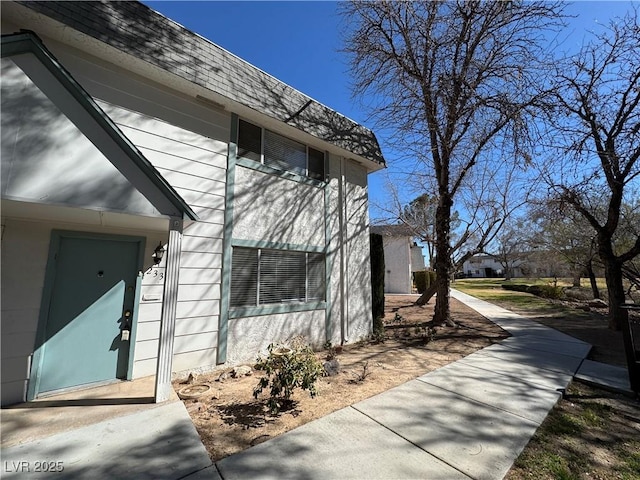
[17,1,386,168]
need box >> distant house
[462,252,572,279]
[462,255,507,278]
[0,1,385,406]
[370,225,425,294]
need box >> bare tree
[619,200,640,298]
[487,218,530,280]
[342,1,565,323]
[529,202,601,294]
[399,193,459,269]
[542,8,640,330]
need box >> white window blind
[259,250,306,304]
[264,130,307,176]
[230,247,326,308]
[230,248,258,307]
[237,119,325,180]
[307,252,325,300]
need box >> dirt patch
[176,296,508,462]
[506,381,640,480]
[454,286,640,479]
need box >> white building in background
[462,255,506,278]
[370,225,425,294]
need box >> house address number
[144,269,164,280]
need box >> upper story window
[237,119,325,181]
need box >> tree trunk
[433,194,454,326]
[586,260,600,299]
[600,238,626,330]
[572,267,581,288]
[604,261,627,331]
[415,283,437,306]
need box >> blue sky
[144,1,637,221]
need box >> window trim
[229,240,327,318]
[236,118,327,186]
[229,301,326,319]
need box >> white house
[370,225,425,294]
[462,255,504,278]
[462,252,573,279]
[0,1,385,406]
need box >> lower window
[230,247,325,307]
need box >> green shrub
[414,271,427,294]
[535,285,565,299]
[253,340,324,413]
[370,233,385,320]
[502,283,530,293]
[502,283,564,299]
[527,285,543,296]
[428,270,437,288]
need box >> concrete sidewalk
[3,290,629,480]
[208,289,597,480]
[1,400,212,480]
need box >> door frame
[28,230,146,401]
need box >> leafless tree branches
[540,7,640,329]
[342,0,565,323]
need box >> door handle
[122,310,132,341]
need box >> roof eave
[1,31,198,222]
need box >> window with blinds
[230,247,326,308]
[237,119,262,162]
[229,248,258,307]
[237,119,325,181]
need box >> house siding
[233,165,325,247]
[0,218,165,405]
[223,154,373,363]
[56,43,230,378]
[344,162,372,340]
[6,1,384,166]
[411,245,426,272]
[93,103,228,378]
[325,156,373,345]
[1,5,380,404]
[226,310,325,366]
[0,220,49,405]
[462,256,504,278]
[0,38,230,398]
[225,163,328,361]
[0,57,159,217]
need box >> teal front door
[34,233,143,396]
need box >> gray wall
[0,37,229,403]
[0,58,158,217]
[58,44,231,377]
[1,20,374,404]
[0,216,167,405]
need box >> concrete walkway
[1,400,211,479]
[2,290,630,480]
[207,289,596,480]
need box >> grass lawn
[452,278,574,315]
[454,277,640,480]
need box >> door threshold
[36,378,127,400]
